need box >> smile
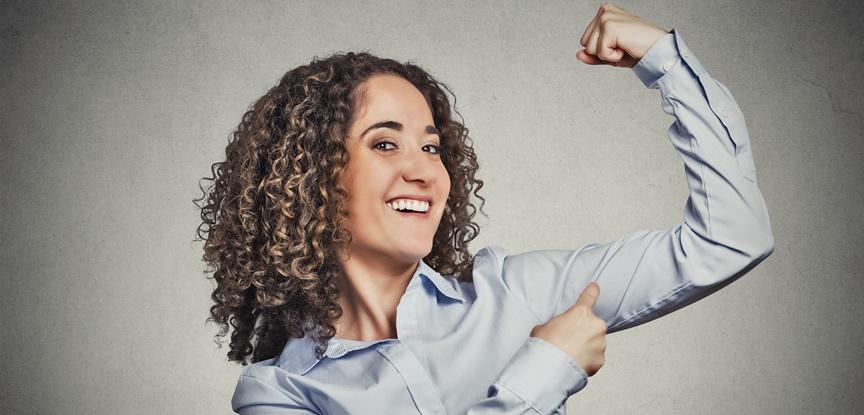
[385,198,431,219]
[386,198,430,213]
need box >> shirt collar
[277,333,392,375]
[277,260,465,375]
[416,259,466,304]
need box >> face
[339,73,451,266]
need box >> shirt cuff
[632,29,685,89]
[493,337,589,414]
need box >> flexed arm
[499,4,774,335]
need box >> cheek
[345,167,394,213]
[439,166,452,196]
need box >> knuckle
[599,16,616,29]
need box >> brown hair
[194,51,485,365]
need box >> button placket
[377,273,447,415]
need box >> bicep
[499,221,769,333]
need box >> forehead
[351,74,433,128]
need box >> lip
[390,209,430,219]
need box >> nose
[400,146,438,186]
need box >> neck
[334,246,419,341]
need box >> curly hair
[194,51,486,365]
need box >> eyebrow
[359,121,441,140]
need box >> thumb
[573,282,600,309]
[576,49,602,65]
[602,47,625,63]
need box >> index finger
[580,6,603,47]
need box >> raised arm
[499,8,774,335]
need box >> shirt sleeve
[497,28,775,334]
[463,337,586,414]
[232,373,318,415]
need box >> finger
[576,49,603,65]
[574,281,600,308]
[580,6,603,47]
[606,3,632,15]
[596,25,624,63]
[585,27,600,56]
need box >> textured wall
[2,0,862,414]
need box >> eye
[373,141,397,151]
[422,144,440,155]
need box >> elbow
[747,224,775,265]
[728,226,775,276]
[757,231,775,261]
[726,215,776,270]
[749,200,776,264]
[684,224,775,287]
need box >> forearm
[462,338,587,415]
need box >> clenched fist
[576,3,670,68]
[530,282,608,376]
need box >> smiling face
[339,73,451,267]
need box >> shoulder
[472,245,508,268]
[469,245,552,296]
[468,245,510,285]
[470,244,601,285]
[231,358,317,413]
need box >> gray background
[2,0,862,414]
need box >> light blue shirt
[231,29,775,415]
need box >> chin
[395,241,433,263]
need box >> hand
[576,3,670,68]
[530,282,607,376]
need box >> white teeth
[387,199,430,213]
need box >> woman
[196,4,774,414]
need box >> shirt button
[662,62,673,72]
